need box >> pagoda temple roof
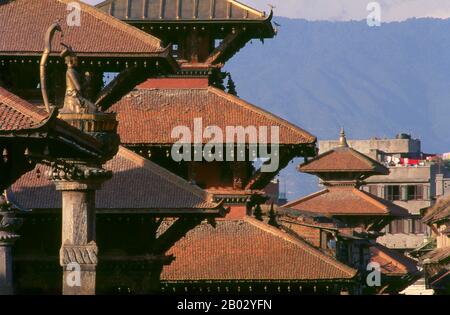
[160,217,357,282]
[370,243,418,277]
[420,247,450,266]
[96,0,271,23]
[282,186,408,217]
[9,146,224,215]
[299,130,388,176]
[0,0,170,58]
[423,195,450,224]
[107,83,316,145]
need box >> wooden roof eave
[161,277,358,284]
[51,119,104,158]
[29,202,227,217]
[0,46,178,70]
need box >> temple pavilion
[0,85,110,294]
[279,129,420,293]
[0,0,403,295]
[95,0,317,218]
[283,129,408,232]
[9,146,225,294]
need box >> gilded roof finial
[339,127,348,147]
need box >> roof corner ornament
[40,23,62,113]
[339,127,349,148]
[60,44,98,114]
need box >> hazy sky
[84,0,450,21]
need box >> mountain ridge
[224,17,450,198]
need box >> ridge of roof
[282,189,329,209]
[240,217,357,278]
[208,86,316,144]
[110,86,316,145]
[227,0,266,18]
[300,146,388,173]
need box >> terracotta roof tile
[283,186,408,217]
[370,244,418,276]
[161,217,357,281]
[108,86,316,145]
[0,86,50,132]
[421,247,450,265]
[10,146,220,212]
[423,195,450,224]
[300,147,388,175]
[0,0,166,57]
[97,0,269,21]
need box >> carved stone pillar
[50,165,111,295]
[0,201,21,295]
[0,241,14,295]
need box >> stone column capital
[47,161,112,191]
[54,180,103,192]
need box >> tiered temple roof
[97,0,270,22]
[299,129,389,181]
[283,187,408,217]
[108,83,316,145]
[0,0,169,58]
[96,0,275,67]
[107,81,316,193]
[160,217,357,283]
[283,130,407,220]
[10,146,224,214]
[370,244,418,277]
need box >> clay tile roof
[300,146,388,175]
[97,0,269,22]
[0,0,166,57]
[161,217,357,281]
[282,186,408,217]
[9,146,222,212]
[0,86,50,132]
[423,195,450,224]
[370,243,418,276]
[108,86,316,145]
[420,247,450,265]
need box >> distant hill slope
[225,17,450,198]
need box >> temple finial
[339,127,348,147]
